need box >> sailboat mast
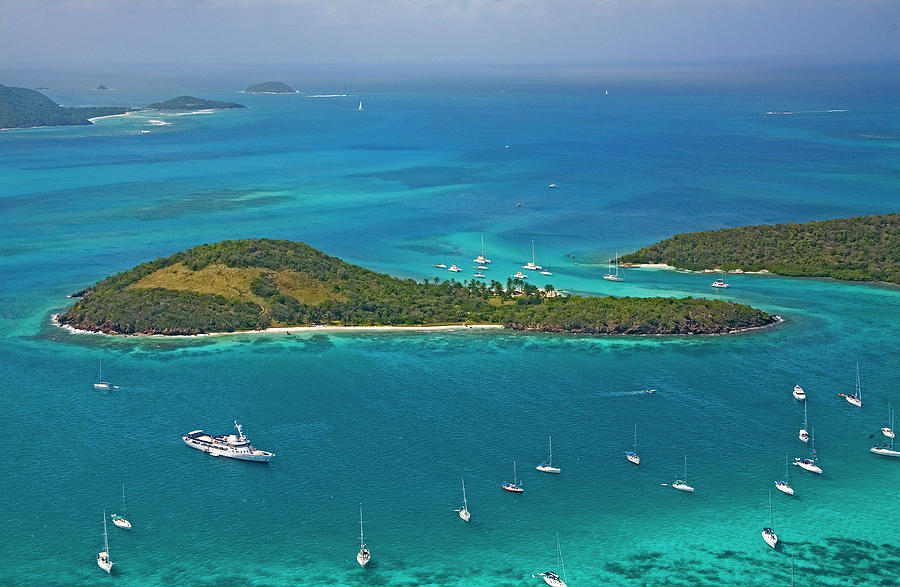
[513,461,517,485]
[122,483,126,512]
[359,504,365,547]
[856,362,861,400]
[634,423,638,452]
[549,435,553,465]
[556,532,567,582]
[461,477,468,510]
[684,454,688,482]
[769,490,774,526]
[103,509,109,554]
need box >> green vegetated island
[0,85,245,129]
[244,81,297,94]
[57,239,777,336]
[620,213,900,284]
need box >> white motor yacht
[792,385,806,400]
[183,421,274,462]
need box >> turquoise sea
[1,64,898,585]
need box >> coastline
[88,110,139,122]
[627,262,772,275]
[51,314,503,338]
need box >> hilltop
[620,214,900,284]
[58,239,776,336]
[0,84,129,129]
[244,81,296,94]
[146,96,245,110]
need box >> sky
[0,0,898,71]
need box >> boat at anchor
[182,421,274,462]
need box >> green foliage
[245,82,296,93]
[0,84,129,129]
[60,239,775,335]
[146,96,245,110]
[620,214,900,284]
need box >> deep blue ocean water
[1,64,898,585]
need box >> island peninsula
[620,213,900,284]
[58,239,776,336]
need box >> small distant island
[0,84,129,129]
[0,85,246,129]
[96,85,108,90]
[57,239,776,336]
[620,213,900,284]
[244,81,297,94]
[145,96,245,110]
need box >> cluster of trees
[145,96,245,110]
[0,84,129,128]
[60,239,775,335]
[621,214,900,284]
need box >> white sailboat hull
[602,274,623,282]
[799,429,809,442]
[536,464,561,473]
[883,428,895,439]
[97,552,113,574]
[845,395,861,407]
[870,446,900,457]
[111,516,131,529]
[762,529,778,548]
[541,573,567,587]
[794,459,822,474]
[774,482,794,496]
[626,453,640,465]
[672,482,694,492]
[357,550,370,567]
[458,508,470,522]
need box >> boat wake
[306,94,350,98]
[765,109,847,115]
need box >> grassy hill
[621,214,900,284]
[58,239,776,336]
[0,84,129,129]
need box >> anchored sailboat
[523,240,542,271]
[356,504,370,567]
[473,233,492,265]
[603,252,623,282]
[502,461,524,493]
[762,490,779,548]
[794,427,822,474]
[775,453,795,496]
[111,484,131,529]
[455,477,471,522]
[871,410,900,457]
[840,363,862,407]
[93,357,118,390]
[537,533,568,587]
[97,509,114,574]
[536,435,561,473]
[626,424,640,465]
[357,101,364,111]
[672,454,694,492]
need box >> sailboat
[93,357,117,390]
[871,410,900,457]
[883,405,895,439]
[762,490,779,548]
[537,533,568,587]
[97,509,114,574]
[523,240,542,271]
[455,477,471,522]
[502,461,524,493]
[433,247,447,269]
[603,252,623,282]
[799,402,809,443]
[794,427,823,474]
[672,454,694,492]
[536,436,561,473]
[792,384,806,401]
[357,101,364,111]
[111,484,131,529]
[775,453,795,496]
[710,271,730,288]
[540,265,553,276]
[473,233,492,265]
[840,363,862,407]
[626,424,640,465]
[356,504,370,567]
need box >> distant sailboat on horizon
[357,101,364,111]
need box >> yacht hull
[182,435,274,462]
[870,447,900,457]
[774,482,794,496]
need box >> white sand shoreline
[50,314,503,338]
[88,111,139,122]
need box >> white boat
[448,264,462,273]
[603,252,624,282]
[536,435,561,473]
[626,424,640,465]
[111,484,131,529]
[841,363,862,407]
[97,509,114,574]
[540,266,553,276]
[762,491,779,549]
[794,427,822,474]
[182,421,275,462]
[433,247,447,269]
[473,233,492,265]
[513,271,528,279]
[523,240,542,271]
[882,405,895,439]
[710,271,730,288]
[799,402,809,443]
[357,101,364,111]
[871,410,900,457]
[93,357,118,390]
[473,271,486,278]
[456,477,471,522]
[672,454,694,492]
[792,384,806,401]
[775,454,795,496]
[537,533,568,587]
[502,461,524,493]
[475,265,489,270]
[547,183,558,189]
[356,503,370,567]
